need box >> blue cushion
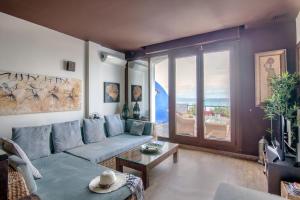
[52,120,83,153]
[12,124,52,160]
[104,114,124,137]
[32,153,131,200]
[83,118,106,144]
[66,134,153,163]
[126,119,153,136]
[2,138,42,179]
[129,121,145,136]
[143,122,153,136]
[9,155,37,193]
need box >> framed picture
[131,85,142,102]
[255,49,287,106]
[297,42,300,74]
[104,82,120,103]
[0,71,81,115]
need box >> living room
[0,1,300,200]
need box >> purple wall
[239,20,296,155]
[126,20,297,156]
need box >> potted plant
[263,72,299,160]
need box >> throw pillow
[126,119,153,136]
[83,118,106,144]
[104,114,124,137]
[12,125,52,160]
[52,120,84,153]
[143,122,153,136]
[125,119,134,132]
[9,155,37,193]
[129,121,145,136]
[1,138,42,179]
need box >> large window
[149,43,236,149]
[203,51,231,141]
[151,56,169,138]
[175,56,197,137]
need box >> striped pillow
[1,138,42,179]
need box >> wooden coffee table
[116,141,179,189]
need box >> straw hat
[89,170,127,193]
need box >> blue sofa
[66,134,152,163]
[33,153,132,200]
[66,118,153,164]
[2,117,154,200]
[214,183,284,200]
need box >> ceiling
[0,0,300,51]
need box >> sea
[176,97,230,107]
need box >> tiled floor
[125,148,266,200]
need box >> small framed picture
[104,82,120,103]
[255,49,287,106]
[131,85,142,102]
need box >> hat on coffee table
[89,170,127,193]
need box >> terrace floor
[124,148,266,200]
[155,122,231,141]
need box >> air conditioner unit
[100,52,127,67]
[128,60,148,71]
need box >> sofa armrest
[125,119,155,136]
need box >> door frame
[169,47,200,143]
[168,41,240,152]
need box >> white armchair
[175,113,196,136]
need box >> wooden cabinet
[265,147,300,195]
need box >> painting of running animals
[0,71,81,115]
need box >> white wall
[0,12,86,138]
[87,41,125,115]
[128,61,149,117]
[297,11,300,43]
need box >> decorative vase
[121,104,130,119]
[133,102,140,119]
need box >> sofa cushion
[104,114,124,137]
[66,134,153,163]
[129,121,145,136]
[83,118,106,144]
[126,119,153,136]
[9,155,37,193]
[32,152,131,200]
[143,122,153,136]
[12,125,52,160]
[1,138,42,179]
[52,120,83,153]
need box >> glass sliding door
[175,55,197,137]
[150,55,169,138]
[203,50,231,141]
[148,42,236,150]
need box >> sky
[153,50,230,99]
